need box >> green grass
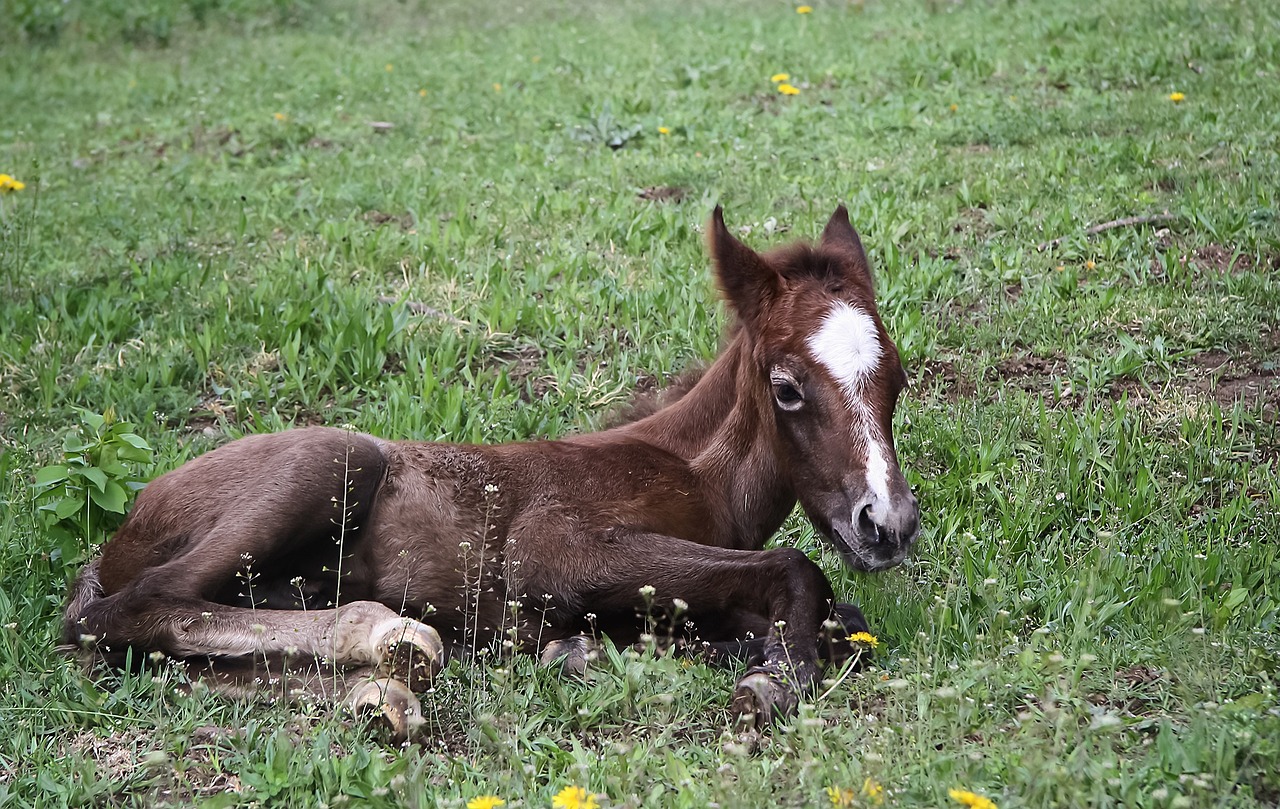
[2,0,1279,805]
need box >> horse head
[709,205,920,572]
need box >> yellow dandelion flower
[493,83,502,92]
[467,797,504,809]
[777,83,801,95]
[847,631,879,648]
[385,63,394,72]
[1168,91,1185,103]
[1085,260,1096,270]
[0,174,25,192]
[950,103,959,111]
[658,126,671,135]
[826,786,856,807]
[552,786,599,809]
[771,72,791,83]
[862,777,885,804]
[273,112,288,122]
[950,788,998,809]
[797,5,814,12]
[419,89,427,97]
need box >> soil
[637,186,687,203]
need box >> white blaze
[806,302,893,505]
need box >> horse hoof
[540,635,597,678]
[731,671,798,729]
[371,617,444,693]
[833,602,871,636]
[346,677,425,743]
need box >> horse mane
[605,320,747,427]
[605,363,710,427]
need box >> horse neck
[625,328,796,547]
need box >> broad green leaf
[116,445,153,464]
[80,467,108,491]
[90,481,128,514]
[118,433,153,451]
[62,435,90,454]
[34,465,69,487]
[54,497,83,521]
[1224,587,1250,612]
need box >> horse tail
[61,557,104,653]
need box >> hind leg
[184,657,428,743]
[73,596,444,692]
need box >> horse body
[65,206,920,737]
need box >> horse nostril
[856,504,880,543]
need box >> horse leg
[72,577,445,692]
[687,602,869,668]
[539,635,599,677]
[180,655,427,743]
[64,429,444,736]
[523,532,839,727]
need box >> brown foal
[63,205,920,738]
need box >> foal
[63,206,920,737]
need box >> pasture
[1,0,1278,805]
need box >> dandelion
[797,5,813,12]
[552,786,599,809]
[658,126,671,135]
[0,174,24,192]
[950,788,998,809]
[847,631,879,648]
[862,777,885,804]
[1169,91,1185,103]
[1085,260,1096,270]
[419,89,427,97]
[770,73,791,83]
[777,83,801,95]
[467,797,504,809]
[949,103,959,112]
[493,83,502,92]
[274,112,288,122]
[385,63,394,72]
[826,786,856,807]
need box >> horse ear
[820,204,872,280]
[708,206,778,329]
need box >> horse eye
[773,382,804,410]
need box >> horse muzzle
[815,489,920,572]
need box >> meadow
[1,0,1278,805]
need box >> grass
[1,0,1279,805]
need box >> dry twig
[1037,212,1178,252]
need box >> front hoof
[539,635,597,678]
[731,670,799,730]
[371,617,444,693]
[346,677,425,743]
[833,602,870,636]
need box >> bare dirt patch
[493,344,553,400]
[363,210,415,231]
[1188,244,1258,275]
[952,206,993,240]
[63,727,243,804]
[1151,245,1280,280]
[637,185,687,203]
[915,358,978,402]
[1188,347,1279,420]
[991,353,1069,395]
